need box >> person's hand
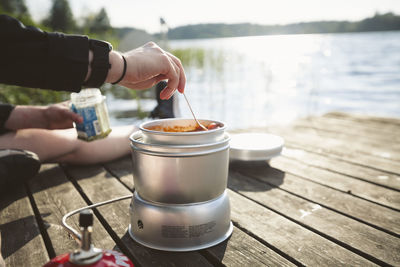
[106,42,186,100]
[43,101,83,129]
[4,102,83,131]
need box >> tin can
[43,250,134,267]
[43,209,134,267]
[70,88,112,141]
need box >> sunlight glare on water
[172,34,329,129]
[170,32,400,130]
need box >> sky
[26,0,400,33]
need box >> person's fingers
[120,74,168,90]
[143,41,157,48]
[167,52,186,93]
[59,100,71,107]
[121,74,175,100]
[62,109,83,124]
[120,42,186,98]
[160,86,176,100]
[72,113,84,124]
[164,56,180,95]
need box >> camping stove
[128,119,233,251]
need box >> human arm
[0,15,186,99]
[0,15,88,92]
[3,102,83,130]
[105,42,186,100]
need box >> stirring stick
[182,93,208,131]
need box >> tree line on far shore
[2,0,399,42]
[0,0,112,35]
[163,12,400,40]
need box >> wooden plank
[270,156,400,210]
[103,156,134,190]
[282,147,400,191]
[324,112,400,128]
[232,162,400,236]
[300,115,400,141]
[206,226,296,266]
[28,164,117,257]
[271,124,400,162]
[290,119,400,151]
[284,123,400,160]
[264,127,400,175]
[64,164,213,267]
[0,186,49,266]
[227,190,377,266]
[228,169,400,266]
[233,124,400,175]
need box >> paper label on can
[71,104,101,138]
[103,250,133,267]
[161,221,216,239]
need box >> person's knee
[8,129,78,163]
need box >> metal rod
[182,93,208,131]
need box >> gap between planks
[281,147,400,192]
[232,163,399,237]
[272,156,400,211]
[227,168,399,266]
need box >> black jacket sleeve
[0,15,89,92]
[0,103,15,134]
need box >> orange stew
[147,122,222,132]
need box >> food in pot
[146,122,222,132]
[206,122,219,130]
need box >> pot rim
[139,118,226,136]
[130,131,230,149]
[130,142,229,157]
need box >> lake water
[108,31,400,130]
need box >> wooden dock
[1,112,399,266]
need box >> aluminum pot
[129,190,233,252]
[130,131,230,204]
[139,118,226,145]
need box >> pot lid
[229,133,284,161]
